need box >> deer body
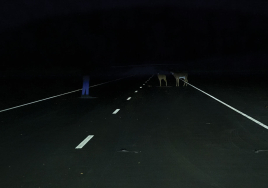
[171,72,188,87]
[157,74,167,87]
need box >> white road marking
[180,79,268,130]
[0,75,135,113]
[148,74,154,80]
[127,97,131,100]
[112,109,120,114]
[75,135,94,149]
[145,74,154,83]
[140,87,142,88]
[135,91,138,93]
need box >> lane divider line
[112,109,120,114]
[0,75,135,113]
[75,135,94,149]
[140,87,142,88]
[179,79,268,130]
[147,74,154,81]
[135,91,138,93]
[127,97,131,100]
[145,74,154,83]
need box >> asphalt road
[1,74,268,188]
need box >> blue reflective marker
[82,75,89,96]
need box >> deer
[157,73,167,87]
[170,72,188,87]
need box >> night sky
[1,0,268,75]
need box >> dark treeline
[0,6,268,74]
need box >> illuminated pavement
[0,74,268,188]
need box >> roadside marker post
[81,75,96,99]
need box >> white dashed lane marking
[127,97,131,100]
[75,135,94,149]
[112,109,120,114]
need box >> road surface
[0,74,268,188]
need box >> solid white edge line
[127,97,131,100]
[179,79,268,130]
[75,135,94,149]
[112,109,120,114]
[0,75,135,113]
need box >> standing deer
[171,72,188,87]
[157,73,167,87]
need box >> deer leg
[159,79,161,87]
[165,78,167,86]
[186,78,188,86]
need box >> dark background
[0,0,268,77]
[1,2,268,187]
